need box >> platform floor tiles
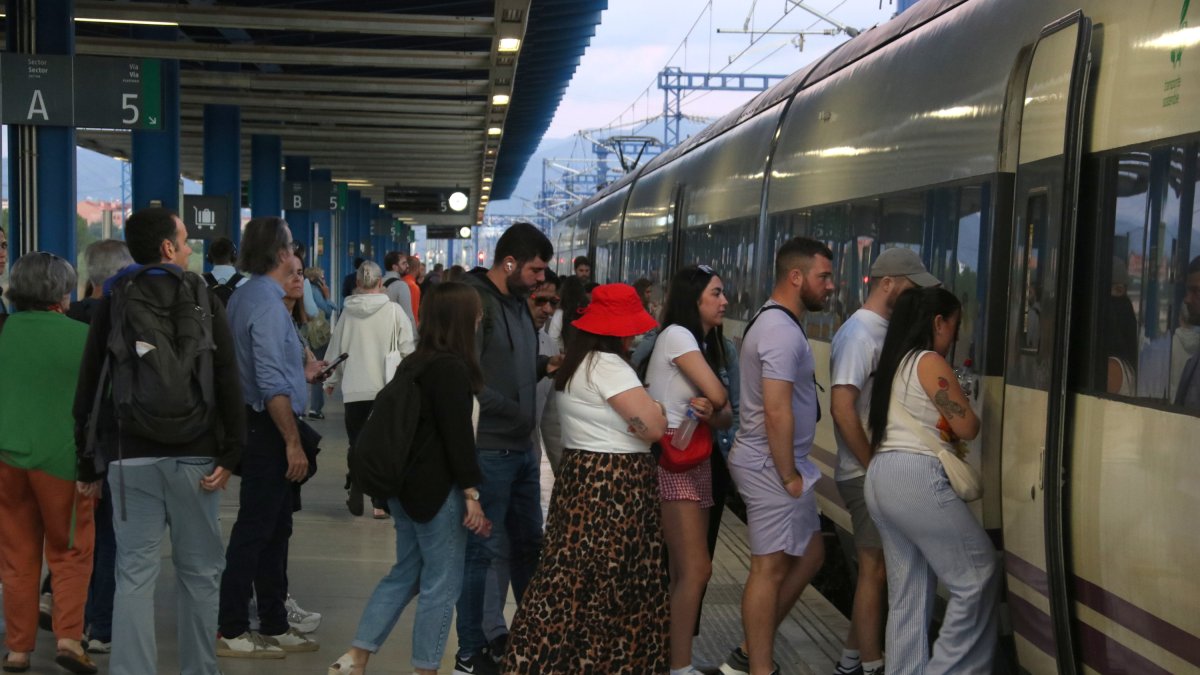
[3,400,847,674]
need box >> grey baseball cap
[870,248,940,287]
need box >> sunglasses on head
[533,296,561,307]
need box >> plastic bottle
[672,407,699,449]
[955,358,977,400]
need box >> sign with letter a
[1,54,73,126]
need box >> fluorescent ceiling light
[487,127,502,136]
[483,177,492,182]
[481,185,490,191]
[498,37,521,52]
[492,94,511,106]
[76,17,179,26]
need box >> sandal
[2,652,30,673]
[327,652,366,675]
[54,648,98,675]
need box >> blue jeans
[455,445,543,659]
[865,452,999,675]
[109,458,225,675]
[85,480,116,642]
[352,495,465,670]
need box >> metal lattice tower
[657,67,788,148]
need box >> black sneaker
[719,646,779,675]
[453,653,500,675]
[486,633,509,664]
[833,664,864,675]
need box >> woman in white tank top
[863,287,998,675]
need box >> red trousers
[0,461,95,651]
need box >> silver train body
[552,0,1200,672]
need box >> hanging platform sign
[74,57,162,130]
[1,54,73,126]
[284,181,311,210]
[385,186,470,214]
[0,54,163,129]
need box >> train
[550,0,1200,672]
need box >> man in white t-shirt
[830,248,938,675]
[720,237,834,675]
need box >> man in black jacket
[73,207,246,675]
[455,223,554,675]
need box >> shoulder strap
[383,277,400,288]
[203,272,218,286]
[225,273,243,290]
[744,303,802,338]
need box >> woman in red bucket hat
[504,284,670,673]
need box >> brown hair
[554,329,627,392]
[414,281,484,393]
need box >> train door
[1001,12,1092,675]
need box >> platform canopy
[35,0,604,216]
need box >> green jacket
[0,311,89,481]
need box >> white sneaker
[261,627,320,652]
[216,632,286,659]
[83,634,112,654]
[285,595,322,633]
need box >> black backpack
[106,265,217,445]
[350,353,446,500]
[203,271,243,307]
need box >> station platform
[7,400,848,675]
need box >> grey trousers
[108,458,225,675]
[865,451,999,675]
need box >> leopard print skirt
[502,448,669,674]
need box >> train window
[1019,191,1049,354]
[681,217,757,321]
[1100,142,1200,407]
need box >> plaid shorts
[657,459,714,508]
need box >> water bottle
[955,358,977,400]
[672,407,699,449]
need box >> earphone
[506,262,513,272]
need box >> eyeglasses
[533,296,561,308]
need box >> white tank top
[877,351,955,458]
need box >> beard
[505,267,532,295]
[801,285,828,312]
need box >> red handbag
[658,421,713,473]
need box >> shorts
[728,461,820,557]
[657,461,714,508]
[836,476,882,549]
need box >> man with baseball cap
[829,247,938,675]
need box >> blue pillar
[6,1,76,261]
[361,197,373,264]
[203,104,240,247]
[284,155,312,255]
[347,190,362,266]
[311,169,333,281]
[132,26,180,213]
[250,135,282,218]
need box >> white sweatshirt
[325,293,416,402]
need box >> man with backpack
[203,236,245,306]
[216,216,328,660]
[73,207,246,675]
[382,250,416,327]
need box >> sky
[487,0,903,213]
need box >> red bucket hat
[571,283,657,337]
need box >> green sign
[0,55,163,129]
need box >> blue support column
[203,104,241,246]
[311,169,333,281]
[284,155,312,254]
[132,26,180,213]
[347,189,362,266]
[250,135,282,218]
[6,1,76,261]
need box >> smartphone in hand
[319,352,349,379]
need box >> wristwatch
[464,488,481,501]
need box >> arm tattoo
[627,416,648,434]
[933,388,967,419]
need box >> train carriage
[553,1,1200,672]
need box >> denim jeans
[352,495,465,670]
[455,445,543,659]
[85,480,116,642]
[218,411,295,638]
[109,458,224,675]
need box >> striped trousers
[865,451,999,675]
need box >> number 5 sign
[74,57,162,130]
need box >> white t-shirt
[645,324,703,428]
[878,351,955,458]
[556,351,650,454]
[830,308,888,481]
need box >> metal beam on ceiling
[73,1,494,38]
[75,37,490,70]
[182,71,489,97]
[178,107,486,130]
[180,91,486,116]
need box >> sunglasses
[533,296,561,308]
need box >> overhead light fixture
[74,16,180,26]
[487,127,502,136]
[481,185,491,191]
[483,177,492,183]
[491,93,511,106]
[448,191,469,212]
[486,149,496,155]
[498,37,521,53]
